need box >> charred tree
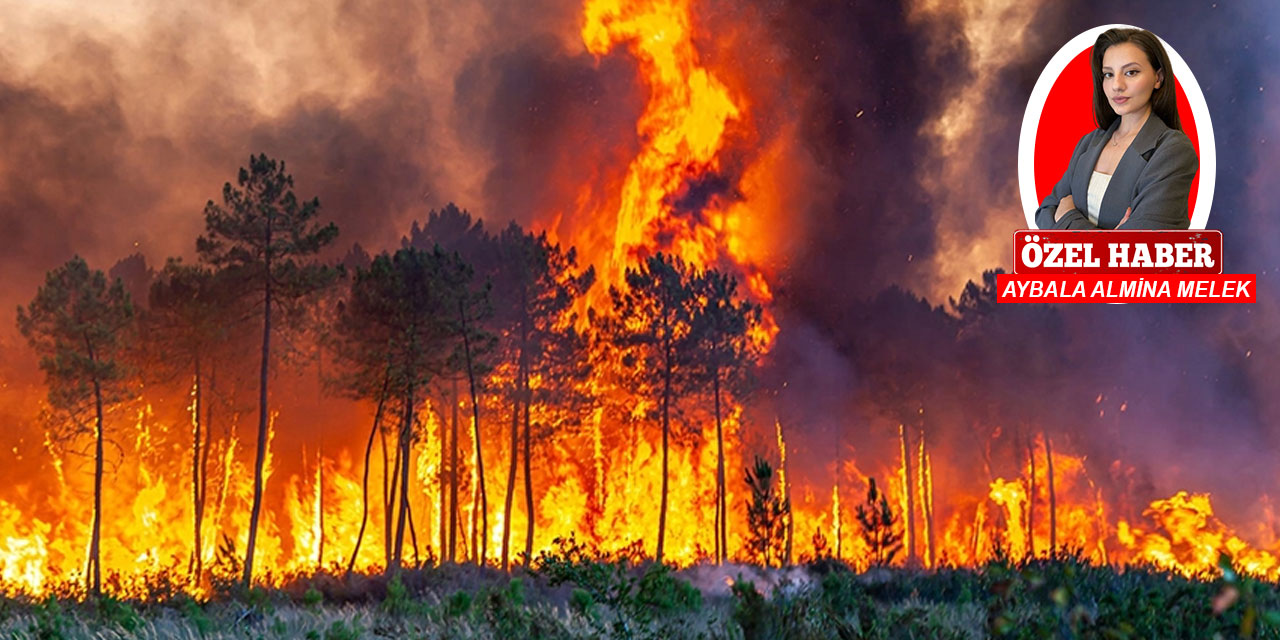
[1046,434,1057,556]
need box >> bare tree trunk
[438,402,447,563]
[317,448,325,568]
[90,372,105,596]
[778,417,792,566]
[522,372,534,568]
[459,300,488,566]
[381,414,392,567]
[348,371,390,574]
[657,341,671,565]
[1027,436,1037,559]
[190,356,204,580]
[501,354,522,570]
[243,238,272,588]
[195,362,215,584]
[407,499,420,567]
[921,431,935,568]
[449,379,459,563]
[1046,435,1057,556]
[392,387,415,571]
[713,371,726,565]
[900,423,916,567]
[387,408,403,568]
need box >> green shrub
[96,594,143,632]
[324,619,361,640]
[635,563,701,614]
[445,589,473,617]
[174,593,213,635]
[29,595,71,640]
[303,586,323,608]
[570,588,596,619]
[382,573,414,616]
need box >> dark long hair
[1091,28,1181,131]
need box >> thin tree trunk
[243,243,272,588]
[317,448,325,568]
[407,499,420,567]
[392,387,414,571]
[522,371,534,568]
[920,432,935,568]
[387,410,403,565]
[1027,435,1037,559]
[900,423,916,567]
[349,371,391,574]
[1046,435,1057,556]
[90,371,105,596]
[714,371,726,565]
[196,362,215,583]
[449,379,459,563]
[438,401,447,563]
[657,340,671,565]
[778,416,793,566]
[501,359,521,570]
[459,299,487,566]
[190,356,203,580]
[381,413,392,567]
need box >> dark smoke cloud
[754,0,1280,523]
[0,0,607,318]
[762,0,967,310]
[452,37,644,232]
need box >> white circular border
[1019,24,1216,229]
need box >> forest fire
[0,0,1274,608]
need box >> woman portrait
[1035,28,1199,230]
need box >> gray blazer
[1035,114,1198,230]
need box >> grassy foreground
[1,550,1278,639]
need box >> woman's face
[1101,41,1163,119]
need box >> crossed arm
[1035,133,1198,230]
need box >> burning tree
[330,247,457,571]
[146,259,234,582]
[489,223,595,569]
[744,456,788,567]
[329,245,494,571]
[856,477,903,567]
[17,256,135,595]
[687,269,762,564]
[436,249,496,566]
[196,154,339,586]
[599,253,698,564]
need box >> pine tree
[17,256,135,595]
[147,259,231,583]
[490,223,593,570]
[688,269,761,564]
[600,253,698,564]
[197,154,339,586]
[743,456,788,567]
[855,477,903,567]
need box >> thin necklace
[1110,129,1137,148]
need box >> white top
[1086,170,1113,225]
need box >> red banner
[996,274,1255,303]
[1013,230,1222,274]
